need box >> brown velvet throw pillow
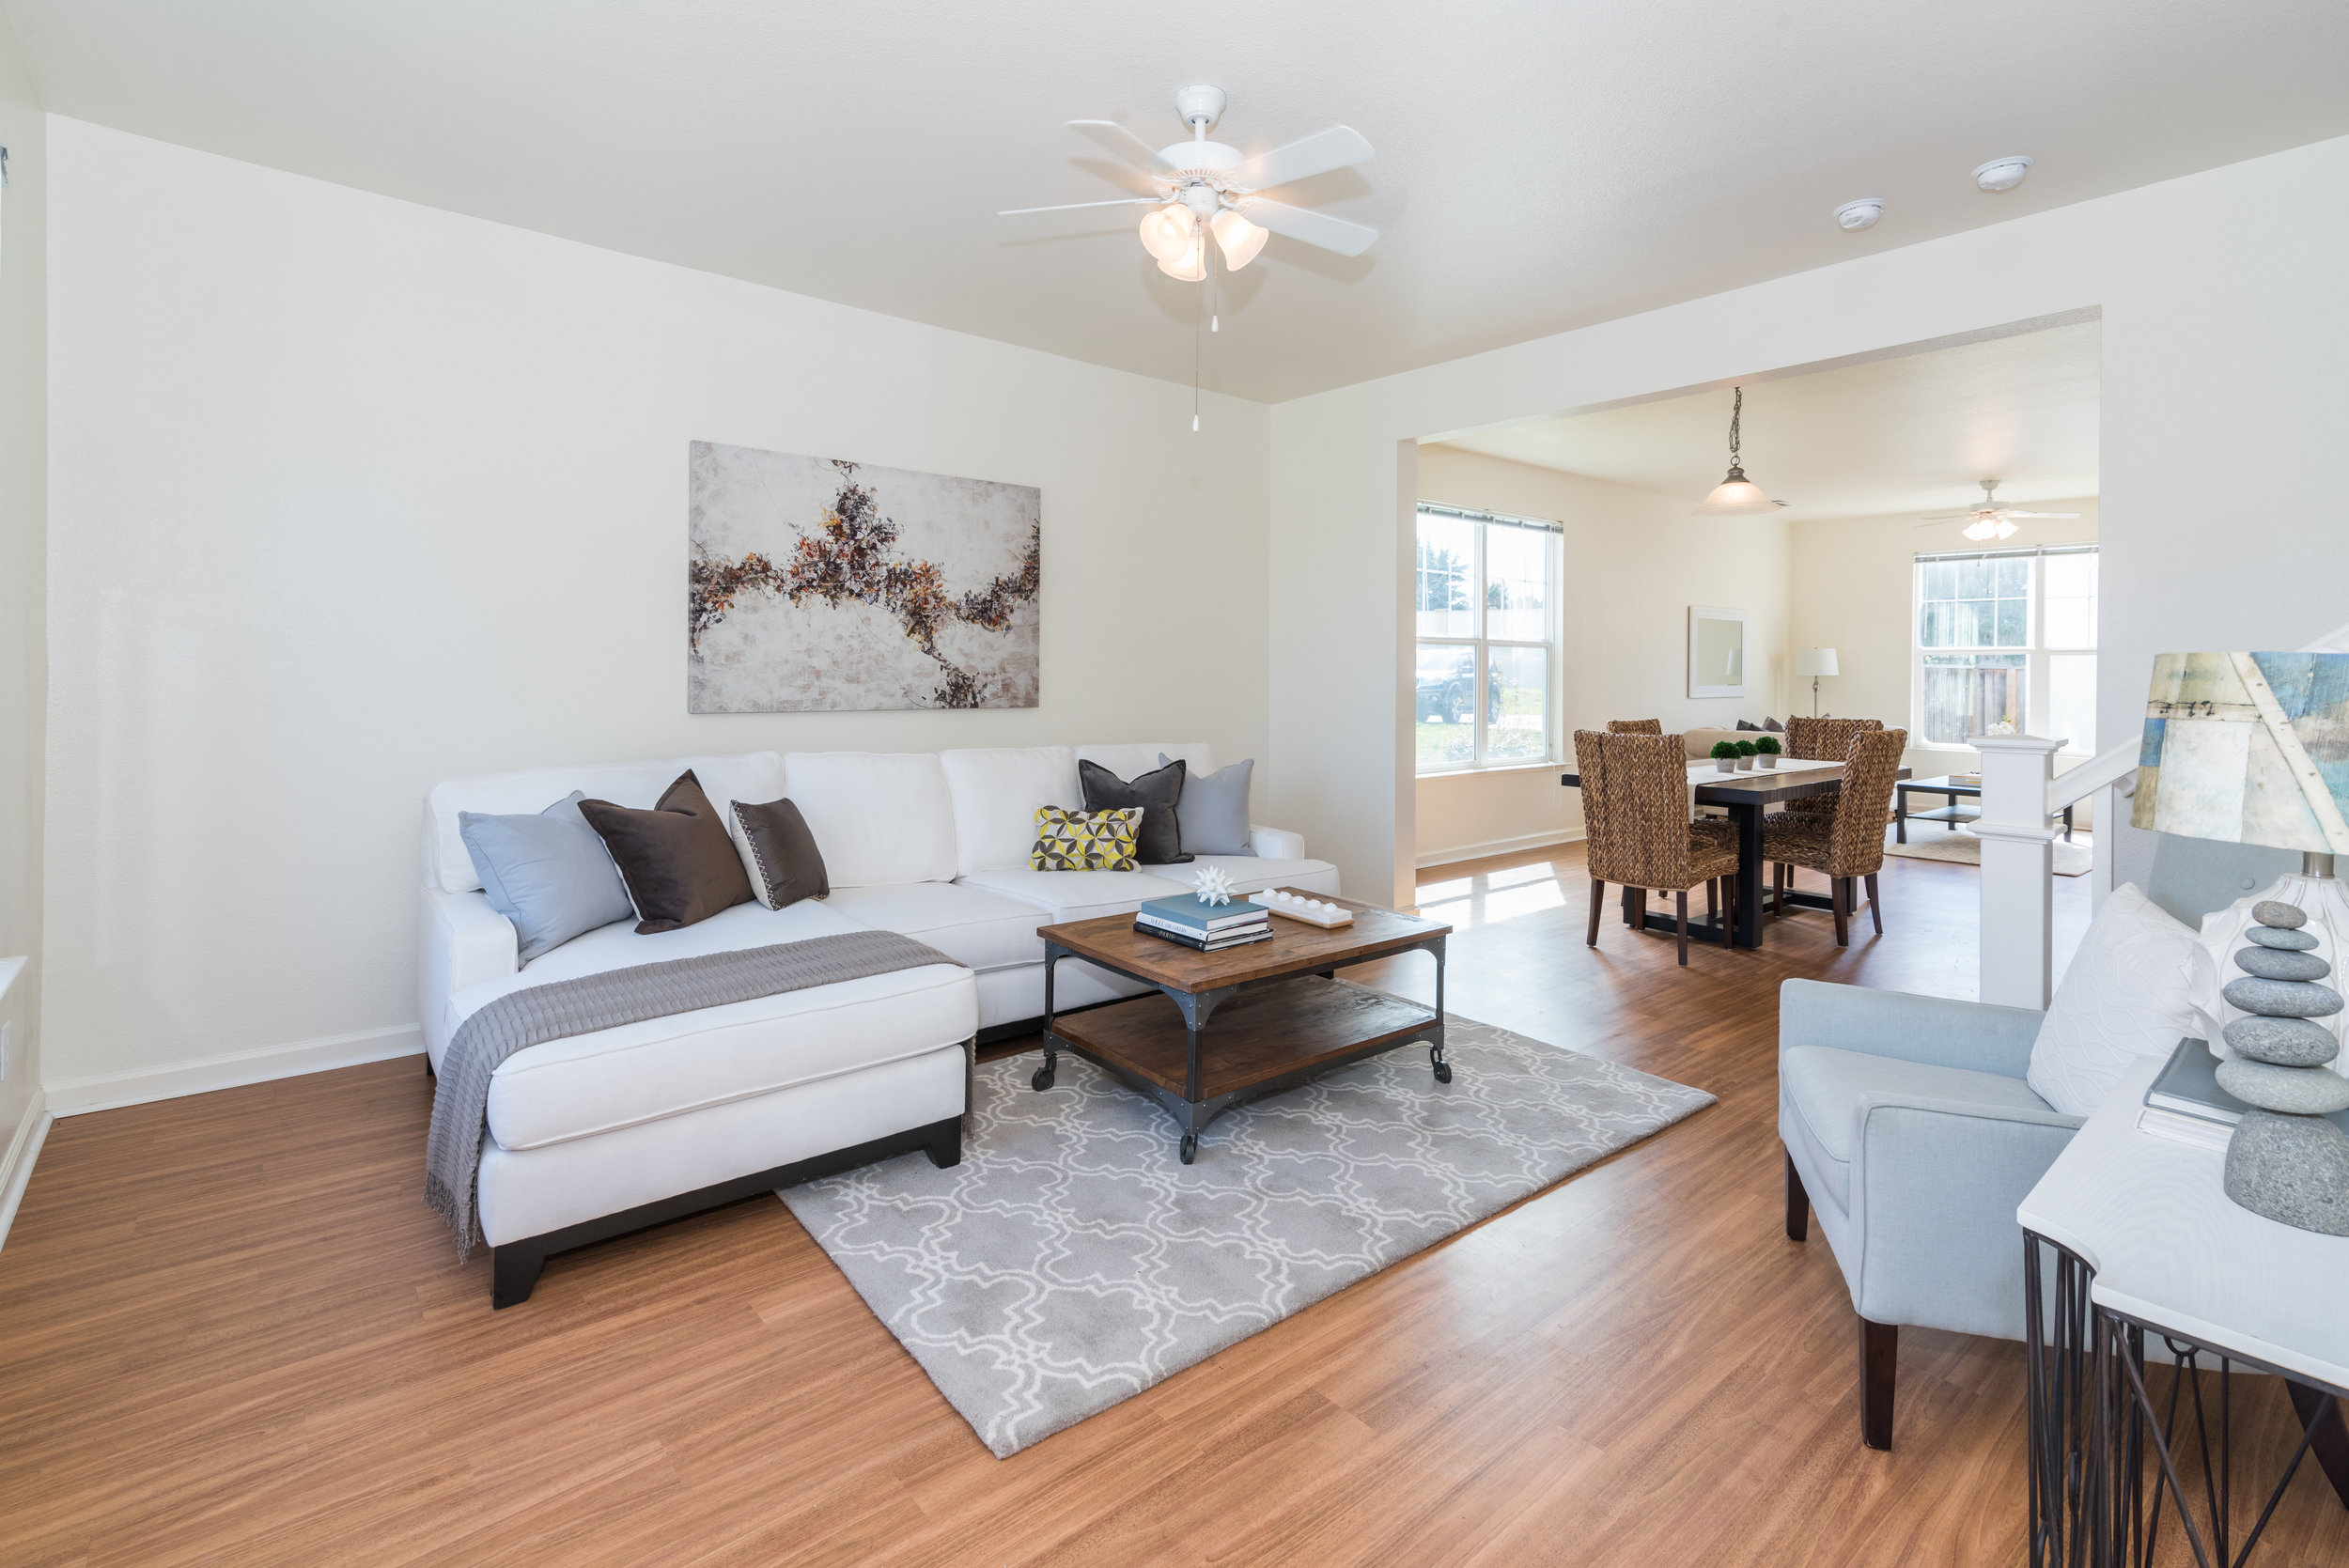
[577,770,754,933]
[730,797,830,909]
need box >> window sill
[1416,760,1562,780]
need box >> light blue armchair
[1779,832,2300,1450]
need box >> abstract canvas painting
[688,442,1041,712]
[2136,651,2349,853]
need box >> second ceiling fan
[1919,481,2081,541]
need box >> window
[1416,505,1562,772]
[1913,545,2097,754]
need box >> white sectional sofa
[418,741,1336,1306]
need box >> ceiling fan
[1918,480,2081,541]
[999,85,1378,280]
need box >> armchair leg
[1784,1149,1810,1241]
[1864,872,1883,936]
[1675,890,1689,966]
[1860,1318,1897,1451]
[1588,879,1605,946]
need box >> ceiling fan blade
[1067,119,1176,174]
[2003,510,2082,520]
[1233,197,1378,256]
[998,197,1161,216]
[1917,511,1979,522]
[1230,126,1375,191]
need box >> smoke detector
[1834,198,1884,231]
[1973,156,2033,193]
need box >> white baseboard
[45,1023,425,1117]
[1417,830,1584,871]
[0,1089,52,1252]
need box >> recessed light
[1974,156,2033,193]
[1835,198,1884,231]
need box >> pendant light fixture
[1691,387,1786,516]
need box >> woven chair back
[1581,732,1697,889]
[1818,727,1908,876]
[1784,716,1880,762]
[1607,719,1663,734]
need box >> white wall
[1270,136,2349,908]
[41,118,1272,1108]
[1412,445,1792,867]
[0,13,46,1231]
[1787,499,2101,816]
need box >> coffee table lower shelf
[1036,976,1445,1163]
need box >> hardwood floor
[4,844,2342,1565]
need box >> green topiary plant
[1710,740,1738,759]
[1753,734,1782,754]
[1735,739,1758,756]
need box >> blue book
[1138,895,1268,932]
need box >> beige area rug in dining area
[1883,823,2095,876]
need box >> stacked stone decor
[2217,900,2349,1235]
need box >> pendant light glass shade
[1156,232,1206,282]
[1209,210,1268,270]
[1138,204,1198,264]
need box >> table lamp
[2135,650,2349,1234]
[1796,648,1838,717]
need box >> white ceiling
[1434,318,2100,521]
[8,1,2343,402]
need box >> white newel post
[1973,734,2066,1010]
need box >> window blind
[1914,542,2097,566]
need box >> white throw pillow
[2027,882,2199,1115]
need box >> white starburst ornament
[1191,865,1235,906]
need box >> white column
[1974,734,2065,1009]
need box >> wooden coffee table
[1034,892,1453,1163]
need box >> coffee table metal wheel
[1031,1056,1055,1092]
[1179,1132,1198,1164]
[1431,1042,1452,1084]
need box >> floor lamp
[1797,648,1838,717]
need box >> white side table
[2018,1054,2349,1566]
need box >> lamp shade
[1796,647,1840,678]
[1691,466,1782,516]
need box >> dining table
[1557,757,1910,950]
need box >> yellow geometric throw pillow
[1031,806,1142,871]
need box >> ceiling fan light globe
[1963,517,1999,541]
[1995,518,2019,540]
[1209,210,1268,270]
[1138,204,1198,264]
[1156,233,1207,282]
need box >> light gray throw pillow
[1159,753,1255,856]
[459,790,638,963]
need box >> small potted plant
[1710,739,1739,774]
[1735,738,1759,770]
[1754,734,1782,768]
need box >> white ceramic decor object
[1262,889,1353,928]
[2190,868,2349,1082]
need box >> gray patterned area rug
[779,1012,1714,1457]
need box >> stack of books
[2138,1035,2349,1151]
[1135,894,1273,952]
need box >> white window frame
[1414,504,1563,775]
[1910,544,2098,758]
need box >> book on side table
[2137,1035,2349,1152]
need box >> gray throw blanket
[425,930,959,1262]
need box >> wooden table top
[1038,891,1451,995]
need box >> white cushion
[2028,881,2199,1115]
[782,752,958,887]
[939,747,1081,876]
[422,752,785,894]
[448,899,975,1150]
[823,881,1050,972]
[957,865,1201,923]
[1074,741,1218,786]
[1146,855,1340,898]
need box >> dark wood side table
[1034,892,1451,1163]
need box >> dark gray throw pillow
[731,797,831,909]
[459,790,637,963]
[577,770,754,934]
[1161,753,1255,856]
[1079,757,1190,864]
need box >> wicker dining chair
[1781,717,1886,818]
[1764,727,1908,945]
[1579,730,1740,965]
[1607,719,1663,734]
